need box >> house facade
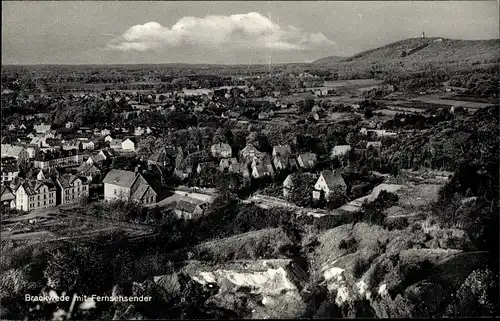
[1,144,29,163]
[103,169,157,204]
[1,164,19,183]
[296,153,317,169]
[15,179,57,212]
[312,170,347,201]
[1,186,15,210]
[122,138,136,152]
[331,145,352,158]
[174,199,206,219]
[56,174,90,205]
[211,143,232,158]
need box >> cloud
[107,12,335,52]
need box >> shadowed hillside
[312,38,500,91]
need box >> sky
[2,1,499,65]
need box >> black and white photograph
[1,0,499,319]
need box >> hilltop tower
[421,31,426,39]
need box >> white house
[122,138,136,152]
[15,179,57,212]
[34,123,51,134]
[102,169,156,204]
[81,140,95,150]
[1,164,19,184]
[272,145,292,158]
[134,127,145,136]
[211,143,232,158]
[283,174,294,198]
[56,174,90,206]
[331,145,352,158]
[313,170,347,201]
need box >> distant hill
[312,38,499,80]
[312,55,347,65]
[313,37,499,66]
[310,38,500,94]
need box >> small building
[56,174,90,206]
[296,153,317,169]
[239,144,262,160]
[134,127,146,136]
[211,143,232,158]
[1,164,19,184]
[102,169,157,205]
[76,162,101,182]
[34,123,51,134]
[283,174,294,198]
[62,140,82,151]
[219,158,239,171]
[174,199,207,220]
[1,144,29,163]
[331,145,352,158]
[81,140,95,150]
[312,170,347,201]
[273,155,298,171]
[251,159,274,178]
[272,145,292,158]
[122,138,136,152]
[109,139,123,151]
[1,186,15,210]
[197,161,216,174]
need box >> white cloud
[108,12,335,52]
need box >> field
[410,93,495,109]
[1,205,154,247]
[323,79,382,88]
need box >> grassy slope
[165,227,294,262]
[312,38,500,75]
[309,222,488,317]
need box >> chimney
[135,165,141,176]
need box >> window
[114,189,117,195]
[37,202,40,207]
[37,195,40,200]
[44,201,46,205]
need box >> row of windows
[64,186,87,195]
[29,199,54,208]
[143,196,155,204]
[29,193,55,201]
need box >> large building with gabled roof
[103,169,157,204]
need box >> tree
[288,172,316,207]
[298,98,315,114]
[216,172,244,195]
[198,166,218,187]
[444,269,499,317]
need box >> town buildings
[56,174,90,205]
[313,170,347,200]
[14,179,57,211]
[103,169,157,204]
